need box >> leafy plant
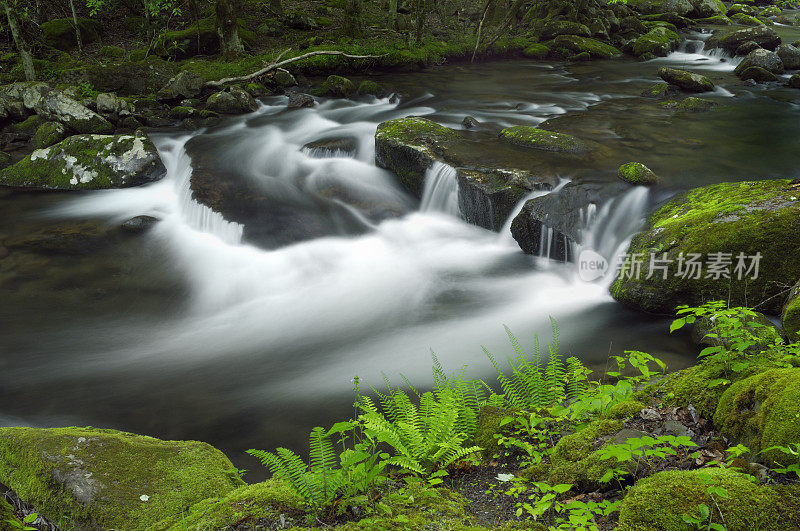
[505,479,619,529]
[4,512,37,531]
[681,471,730,531]
[762,443,800,478]
[595,435,698,487]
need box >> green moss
[760,5,781,17]
[169,106,196,119]
[313,74,356,97]
[667,96,717,112]
[0,498,18,525]
[31,121,67,149]
[633,27,681,56]
[41,18,100,50]
[522,43,550,59]
[357,80,382,97]
[731,13,765,25]
[99,45,126,59]
[128,48,148,61]
[547,419,623,486]
[124,15,148,35]
[695,14,733,24]
[782,281,800,340]
[474,406,514,458]
[618,468,790,531]
[714,368,800,464]
[548,35,620,58]
[0,426,243,529]
[618,162,658,186]
[499,126,587,154]
[607,400,647,419]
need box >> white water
[650,33,744,73]
[420,162,460,216]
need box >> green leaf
[670,318,686,333]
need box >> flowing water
[2,32,800,477]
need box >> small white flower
[496,473,515,482]
[139,495,150,502]
[791,196,797,201]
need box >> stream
[2,27,800,478]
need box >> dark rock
[734,48,784,77]
[776,44,800,70]
[121,215,159,233]
[540,20,591,40]
[314,75,356,97]
[641,82,681,98]
[738,66,778,82]
[31,122,68,149]
[205,87,258,114]
[662,96,718,112]
[302,137,358,157]
[461,116,480,129]
[717,26,781,53]
[287,92,314,108]
[60,58,178,96]
[789,73,800,88]
[658,67,715,92]
[41,18,100,50]
[157,70,205,102]
[735,41,762,56]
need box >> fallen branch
[204,49,385,89]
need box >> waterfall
[652,33,744,73]
[420,162,460,216]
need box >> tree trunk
[216,0,244,60]
[69,0,83,53]
[343,0,363,37]
[4,1,34,81]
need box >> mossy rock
[641,82,679,99]
[474,406,515,458]
[607,400,647,419]
[633,27,681,56]
[31,121,68,149]
[124,15,148,35]
[669,96,717,112]
[357,80,382,97]
[0,426,244,529]
[539,20,591,40]
[0,133,166,190]
[314,75,356,97]
[714,368,800,464]
[782,280,800,340]
[618,468,794,530]
[548,35,620,58]
[522,42,551,59]
[41,18,100,51]
[547,419,623,487]
[716,25,781,53]
[693,0,727,18]
[499,126,588,154]
[610,180,800,314]
[760,5,781,17]
[618,162,658,185]
[658,67,715,92]
[731,12,765,25]
[99,45,126,59]
[627,0,694,16]
[60,58,178,96]
[695,14,732,24]
[737,65,778,82]
[154,17,254,60]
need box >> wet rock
[540,20,591,40]
[302,137,358,157]
[314,75,356,97]
[730,13,765,26]
[716,26,781,53]
[662,96,718,112]
[775,44,800,70]
[728,3,757,16]
[156,70,204,102]
[618,162,658,186]
[121,215,159,233]
[287,92,314,108]
[549,35,620,58]
[205,87,258,114]
[641,82,680,99]
[610,179,800,314]
[31,121,68,149]
[694,14,732,25]
[691,0,726,18]
[499,126,589,154]
[0,426,243,529]
[0,83,113,134]
[244,82,269,98]
[738,66,778,82]
[357,80,382,97]
[461,116,480,129]
[0,133,166,190]
[734,48,784,77]
[790,73,800,89]
[657,67,715,92]
[735,40,762,56]
[633,27,681,56]
[782,280,800,341]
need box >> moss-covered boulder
[60,57,178,97]
[0,82,112,134]
[628,0,694,16]
[314,75,357,97]
[154,17,253,59]
[549,35,620,58]
[641,82,680,99]
[539,20,591,40]
[205,86,258,114]
[714,368,800,464]
[738,66,778,82]
[499,126,588,154]
[691,0,727,18]
[662,96,718,112]
[782,280,800,340]
[41,18,100,50]
[156,70,205,102]
[618,468,794,530]
[618,162,658,185]
[546,419,624,487]
[0,133,166,190]
[357,80,382,97]
[716,25,781,53]
[0,427,243,529]
[695,14,732,24]
[523,42,551,58]
[776,44,800,70]
[611,180,800,314]
[730,13,766,25]
[658,67,715,92]
[474,406,514,459]
[728,3,758,16]
[633,27,681,56]
[760,5,782,18]
[734,48,784,78]
[99,45,126,59]
[31,121,68,149]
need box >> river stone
[730,13,764,26]
[641,82,680,98]
[782,280,800,340]
[717,26,781,52]
[499,126,588,154]
[691,0,726,18]
[0,82,113,134]
[0,133,166,190]
[287,92,314,108]
[728,3,757,16]
[205,87,258,114]
[734,48,784,77]
[462,116,480,129]
[156,70,204,102]
[314,75,356,97]
[540,20,591,40]
[633,27,681,56]
[739,66,779,82]
[272,69,297,87]
[610,179,800,314]
[657,67,715,92]
[790,73,800,88]
[550,35,621,58]
[628,0,694,16]
[357,80,382,97]
[735,41,762,56]
[665,96,717,112]
[618,162,658,185]
[0,426,243,529]
[31,121,68,149]
[776,44,800,70]
[302,137,358,157]
[121,215,159,233]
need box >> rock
[315,75,356,97]
[662,96,718,112]
[760,5,781,17]
[121,215,159,233]
[523,43,551,59]
[739,66,779,82]
[610,179,800,314]
[31,121,68,149]
[0,426,243,529]
[499,126,588,154]
[287,92,314,108]
[640,408,662,420]
[461,116,480,129]
[694,14,732,24]
[728,3,757,16]
[156,70,204,102]
[510,181,629,260]
[790,73,800,88]
[540,20,591,40]
[284,11,318,30]
[641,13,693,27]
[3,115,47,144]
[633,27,681,56]
[618,162,658,185]
[627,0,694,16]
[60,58,178,96]
[99,45,126,58]
[716,26,781,53]
[776,44,800,70]
[41,18,100,50]
[691,0,726,18]
[730,13,765,26]
[782,280,800,340]
[205,87,258,114]
[0,82,113,134]
[658,67,715,92]
[272,69,297,87]
[357,80,382,97]
[96,92,133,121]
[0,133,166,190]
[257,18,284,36]
[153,17,252,59]
[549,35,621,58]
[641,82,680,98]
[302,137,358,157]
[735,40,762,56]
[244,82,269,97]
[734,48,784,78]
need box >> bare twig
[471,0,492,63]
[204,49,385,89]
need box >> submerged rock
[461,115,480,129]
[0,133,166,190]
[121,215,159,233]
[610,179,800,314]
[302,136,358,157]
[499,126,588,154]
[658,67,715,92]
[662,96,718,112]
[0,426,243,529]
[618,162,658,185]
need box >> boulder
[121,215,159,233]
[99,45,126,58]
[734,48,784,77]
[657,67,715,92]
[0,82,113,134]
[735,40,762,56]
[694,14,732,24]
[610,179,800,314]
[662,96,717,112]
[760,5,781,17]
[357,80,383,97]
[728,3,758,15]
[618,162,658,185]
[499,126,588,154]
[287,92,314,108]
[314,75,356,97]
[31,121,68,149]
[60,58,178,96]
[41,18,100,50]
[641,82,680,98]
[0,426,243,529]
[716,26,781,52]
[156,70,204,102]
[0,133,166,190]
[205,87,258,114]
[730,13,765,25]
[738,66,778,82]
[782,280,800,340]
[302,137,358,157]
[691,0,726,18]
[633,27,681,56]
[154,17,252,59]
[775,44,800,70]
[628,0,694,16]
[540,20,591,40]
[461,116,480,129]
[790,73,800,88]
[549,35,621,58]
[271,69,297,87]
[95,92,133,121]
